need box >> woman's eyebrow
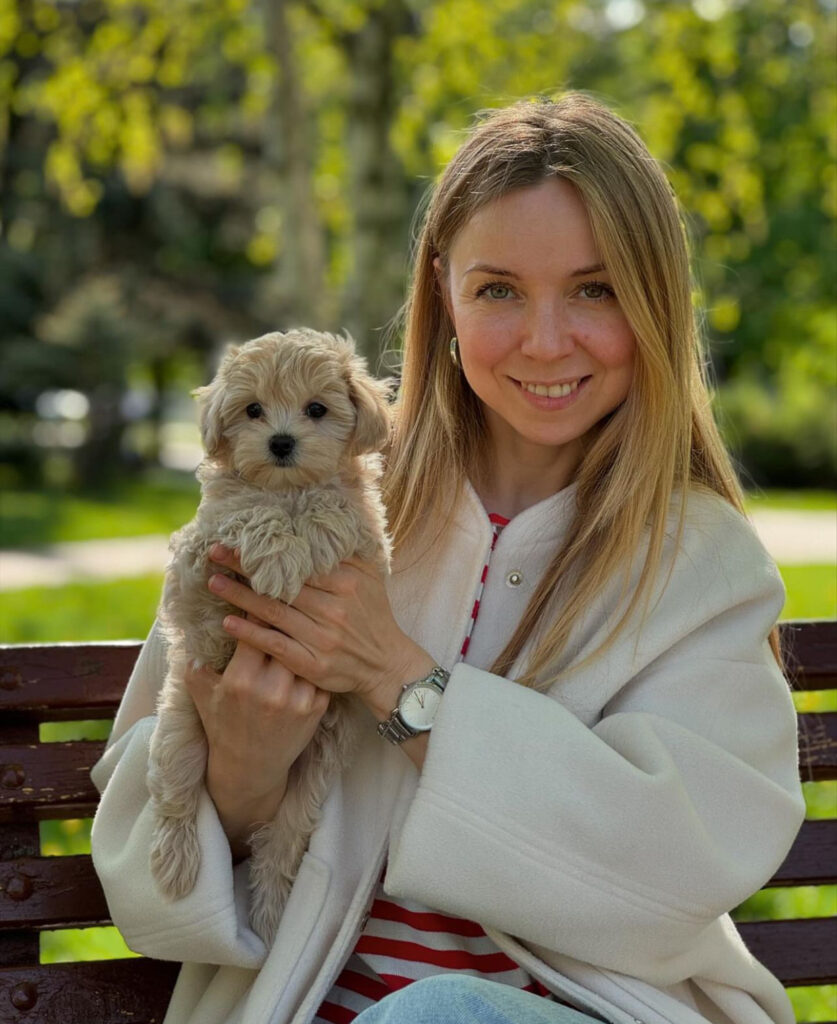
[463,261,607,277]
[464,263,518,277]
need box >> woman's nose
[519,304,577,359]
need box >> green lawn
[0,470,200,548]
[745,489,836,513]
[1,480,833,549]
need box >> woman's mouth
[511,375,591,408]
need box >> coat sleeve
[383,500,805,987]
[89,621,267,967]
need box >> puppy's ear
[192,345,239,458]
[346,357,393,456]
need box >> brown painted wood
[797,712,837,782]
[0,643,142,721]
[780,620,837,690]
[0,822,40,964]
[736,917,837,986]
[768,819,837,887]
[0,959,179,1023]
[1,854,109,930]
[0,741,105,823]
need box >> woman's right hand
[184,637,330,860]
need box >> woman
[91,93,804,1024]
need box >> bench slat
[766,819,837,887]
[0,958,179,1024]
[780,621,837,690]
[1,717,830,825]
[797,712,837,781]
[736,917,837,986]
[0,742,104,823]
[0,643,142,722]
[1,855,109,930]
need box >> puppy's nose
[268,434,296,461]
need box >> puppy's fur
[148,328,392,943]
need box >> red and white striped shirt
[313,513,561,1022]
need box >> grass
[1,562,828,647]
[0,470,199,548]
[1,480,833,550]
[744,489,836,513]
[0,574,164,643]
[780,564,837,620]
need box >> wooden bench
[1,621,835,1024]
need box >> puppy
[147,328,392,943]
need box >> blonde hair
[384,92,779,684]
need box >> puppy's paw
[150,815,201,900]
[247,536,313,602]
[295,495,361,576]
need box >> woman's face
[438,178,636,469]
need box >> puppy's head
[195,329,391,489]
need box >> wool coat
[90,481,805,1024]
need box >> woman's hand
[206,544,437,725]
[184,635,329,860]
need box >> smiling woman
[434,177,637,517]
[89,93,804,1024]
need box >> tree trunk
[339,0,413,365]
[259,0,326,328]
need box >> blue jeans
[351,974,604,1023]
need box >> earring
[449,336,460,369]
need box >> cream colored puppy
[148,328,392,943]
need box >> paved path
[0,509,833,592]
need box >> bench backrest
[1,621,835,1024]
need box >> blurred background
[0,0,834,1016]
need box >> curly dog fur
[147,328,392,943]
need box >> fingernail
[210,543,228,560]
[223,615,239,632]
[209,574,227,592]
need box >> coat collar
[456,476,579,550]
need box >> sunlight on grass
[778,565,837,621]
[788,986,837,1023]
[745,490,837,513]
[1,472,199,547]
[41,927,140,963]
[0,573,162,643]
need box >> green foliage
[2,0,834,488]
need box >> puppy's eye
[246,403,263,419]
[305,402,327,419]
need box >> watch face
[399,683,443,731]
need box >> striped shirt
[313,513,561,1022]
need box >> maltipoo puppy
[147,328,392,943]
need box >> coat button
[506,570,523,587]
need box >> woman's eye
[482,283,512,300]
[246,402,263,419]
[580,281,614,302]
[305,402,328,419]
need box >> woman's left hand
[207,545,435,710]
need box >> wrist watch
[376,666,450,745]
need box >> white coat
[90,481,805,1024]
